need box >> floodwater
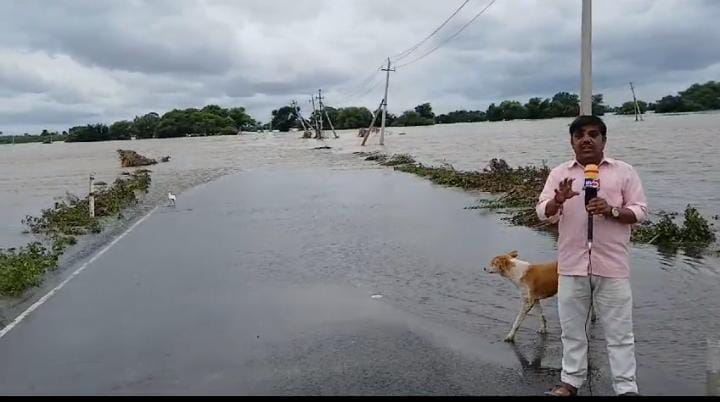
[1,112,719,394]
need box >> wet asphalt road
[0,168,699,395]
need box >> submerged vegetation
[632,207,716,254]
[359,152,718,254]
[0,243,59,296]
[117,149,158,167]
[1,171,151,297]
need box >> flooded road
[0,168,717,395]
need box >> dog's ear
[508,250,518,258]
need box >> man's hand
[554,178,580,204]
[586,197,612,216]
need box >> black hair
[569,115,607,137]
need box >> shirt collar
[568,157,615,169]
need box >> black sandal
[544,382,578,396]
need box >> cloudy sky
[1,0,719,134]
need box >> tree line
[62,105,257,142]
[271,92,608,130]
[3,81,719,142]
[0,130,69,145]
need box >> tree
[40,129,50,136]
[200,104,228,117]
[486,103,503,121]
[334,107,374,129]
[679,81,720,110]
[524,98,547,119]
[109,120,134,140]
[592,94,608,116]
[655,95,686,113]
[66,124,111,142]
[227,107,256,130]
[549,92,579,117]
[435,110,486,124]
[133,112,160,139]
[392,110,434,127]
[499,100,526,120]
[616,100,648,115]
[155,109,193,138]
[653,81,720,113]
[414,103,435,120]
[270,106,299,132]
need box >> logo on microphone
[584,178,600,189]
[583,164,600,190]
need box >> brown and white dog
[484,251,558,342]
[485,251,598,342]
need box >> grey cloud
[2,1,238,75]
[1,0,719,133]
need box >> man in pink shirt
[538,115,648,396]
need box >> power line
[343,69,385,101]
[335,62,385,98]
[334,1,472,99]
[396,0,497,69]
[347,75,384,102]
[391,0,471,63]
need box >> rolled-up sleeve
[623,165,648,223]
[536,168,561,223]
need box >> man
[536,115,648,396]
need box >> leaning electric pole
[292,100,311,137]
[629,81,643,122]
[317,90,339,139]
[380,57,395,146]
[580,0,592,116]
[317,89,325,139]
[310,94,320,139]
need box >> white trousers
[558,275,639,395]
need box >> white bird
[168,192,176,207]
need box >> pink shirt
[535,157,648,278]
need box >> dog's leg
[504,299,535,342]
[535,301,548,334]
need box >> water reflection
[508,337,560,380]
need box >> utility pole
[629,81,643,122]
[380,57,395,146]
[317,89,325,140]
[89,173,95,218]
[292,100,310,134]
[361,98,385,146]
[324,110,339,139]
[580,0,592,116]
[310,95,320,139]
[316,89,338,139]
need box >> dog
[484,250,597,342]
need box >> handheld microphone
[584,164,599,249]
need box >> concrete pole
[580,0,592,116]
[380,57,394,146]
[361,98,385,146]
[295,101,307,132]
[89,173,95,218]
[310,95,320,138]
[630,81,643,122]
[317,89,324,139]
[324,110,339,139]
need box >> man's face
[571,125,606,165]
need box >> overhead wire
[396,0,497,69]
[391,0,472,63]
